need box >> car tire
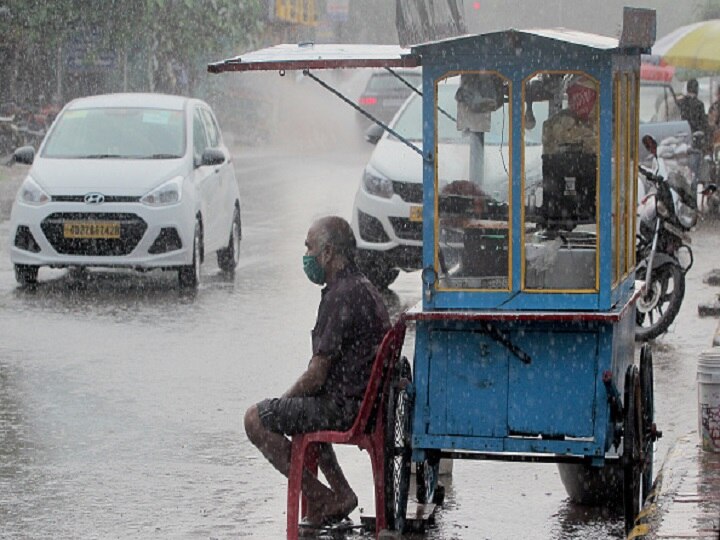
[178,221,201,289]
[357,249,399,290]
[217,207,241,273]
[14,264,39,285]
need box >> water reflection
[550,498,624,539]
[10,268,241,323]
[0,359,28,473]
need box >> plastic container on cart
[698,349,720,452]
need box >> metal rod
[437,451,616,464]
[385,67,422,96]
[385,66,457,123]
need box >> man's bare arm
[283,354,332,398]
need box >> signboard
[396,0,466,47]
[272,0,317,26]
[619,7,656,50]
[65,31,116,72]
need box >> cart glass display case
[434,71,513,291]
[418,31,639,312]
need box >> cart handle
[482,323,532,364]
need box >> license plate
[63,221,121,239]
[409,205,423,222]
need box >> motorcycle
[0,101,59,156]
[0,104,23,157]
[705,139,720,213]
[635,134,710,341]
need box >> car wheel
[178,221,201,289]
[357,250,399,290]
[217,207,241,273]
[14,264,39,285]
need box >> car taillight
[359,96,378,105]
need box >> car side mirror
[13,146,35,165]
[364,123,384,145]
[200,147,225,167]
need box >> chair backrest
[349,317,406,436]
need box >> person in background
[678,79,709,186]
[707,85,720,148]
[679,78,709,138]
[243,216,390,529]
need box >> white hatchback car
[9,93,241,288]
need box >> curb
[626,458,666,539]
[626,434,697,540]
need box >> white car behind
[351,79,545,289]
[9,93,241,288]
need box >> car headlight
[141,176,182,206]
[362,169,394,199]
[18,176,50,206]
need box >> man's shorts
[256,396,355,436]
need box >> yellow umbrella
[653,19,720,72]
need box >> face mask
[303,254,326,285]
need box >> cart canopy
[208,43,420,74]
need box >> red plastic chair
[286,317,407,540]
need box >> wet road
[1,134,718,539]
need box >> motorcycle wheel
[635,263,685,342]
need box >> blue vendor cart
[209,7,660,536]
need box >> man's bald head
[312,216,356,263]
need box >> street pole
[56,44,63,104]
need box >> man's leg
[244,404,335,506]
[315,443,358,517]
[245,402,359,523]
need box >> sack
[455,74,504,113]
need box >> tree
[0,0,267,106]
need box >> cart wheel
[623,365,643,535]
[384,357,413,532]
[416,451,441,505]
[639,344,655,500]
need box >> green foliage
[0,0,266,101]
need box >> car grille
[41,212,148,256]
[51,195,141,203]
[389,217,422,241]
[148,227,182,254]
[392,181,422,203]
[358,210,389,243]
[14,225,41,253]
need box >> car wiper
[81,154,123,159]
[143,153,182,159]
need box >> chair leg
[286,438,307,540]
[301,444,319,519]
[368,443,387,536]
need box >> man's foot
[304,492,358,527]
[299,516,353,537]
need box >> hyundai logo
[84,193,105,204]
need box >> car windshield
[390,82,547,145]
[42,107,186,159]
